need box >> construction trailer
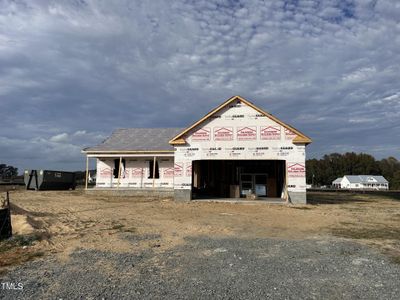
[82,95,312,203]
[24,170,76,190]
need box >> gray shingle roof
[84,128,184,152]
[344,175,388,184]
[332,177,342,184]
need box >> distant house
[332,177,342,188]
[332,175,389,190]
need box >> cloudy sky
[0,0,399,172]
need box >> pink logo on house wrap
[260,126,281,140]
[174,163,183,176]
[214,127,233,141]
[131,168,143,178]
[287,163,305,177]
[99,168,112,177]
[237,126,257,140]
[163,168,174,178]
[192,127,210,141]
[285,128,296,140]
[186,164,192,177]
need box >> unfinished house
[83,96,312,203]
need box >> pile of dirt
[11,215,35,235]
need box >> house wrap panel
[173,99,306,193]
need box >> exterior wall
[173,99,307,201]
[340,177,351,189]
[288,191,306,204]
[86,188,174,198]
[95,157,174,189]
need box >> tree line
[3,153,400,189]
[306,153,400,190]
[0,164,18,181]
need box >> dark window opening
[148,160,160,179]
[113,159,126,178]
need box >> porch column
[152,156,156,188]
[85,156,89,190]
[117,156,122,188]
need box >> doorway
[240,173,268,197]
[191,160,285,199]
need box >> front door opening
[240,173,268,197]
[192,160,285,199]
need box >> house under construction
[82,96,312,203]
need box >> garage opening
[191,160,286,200]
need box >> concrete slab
[192,197,286,204]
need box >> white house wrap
[83,96,312,203]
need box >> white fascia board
[87,153,174,158]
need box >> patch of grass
[390,256,400,264]
[122,227,137,233]
[110,224,125,230]
[0,251,45,268]
[290,206,313,210]
[308,191,400,205]
[307,192,375,205]
[0,234,41,253]
[81,219,95,224]
[0,234,46,274]
[331,226,400,240]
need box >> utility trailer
[24,170,76,190]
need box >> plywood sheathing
[169,95,312,145]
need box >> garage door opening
[191,160,286,200]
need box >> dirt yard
[1,190,400,298]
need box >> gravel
[1,237,399,299]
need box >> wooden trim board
[169,95,312,145]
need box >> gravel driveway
[1,236,399,299]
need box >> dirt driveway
[1,190,399,299]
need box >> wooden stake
[152,156,156,188]
[117,157,122,188]
[85,156,89,190]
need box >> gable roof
[332,177,343,184]
[344,175,388,184]
[169,95,312,145]
[83,128,184,153]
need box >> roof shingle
[84,128,184,152]
[344,175,388,184]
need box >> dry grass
[331,223,400,240]
[1,190,399,272]
[308,192,400,263]
[0,234,45,274]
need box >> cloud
[49,133,69,143]
[0,130,106,171]
[0,0,399,172]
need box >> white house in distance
[82,96,312,203]
[332,175,389,190]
